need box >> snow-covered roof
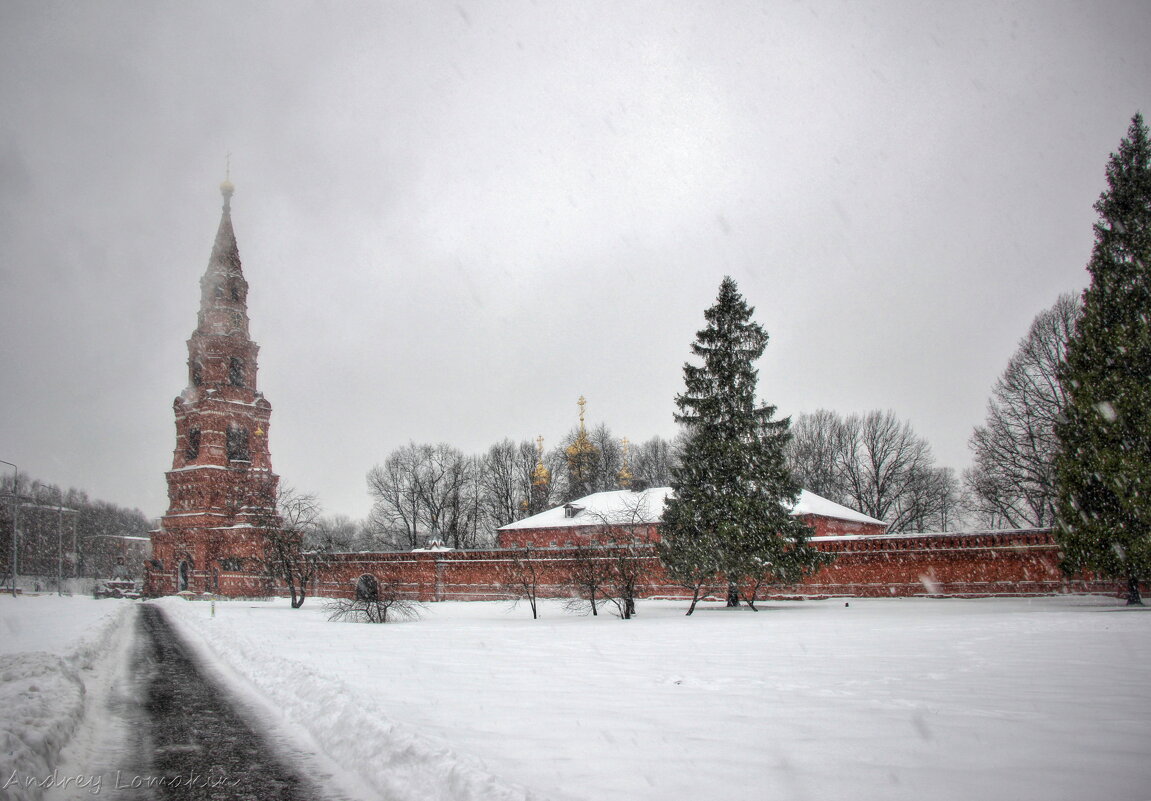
[499,487,673,530]
[498,487,884,530]
[790,491,886,526]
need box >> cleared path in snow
[135,605,319,801]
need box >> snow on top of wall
[499,487,884,530]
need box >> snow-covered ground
[154,594,1151,801]
[2,594,1147,801]
[0,595,134,801]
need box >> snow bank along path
[160,595,1151,801]
[157,596,539,801]
[0,595,133,801]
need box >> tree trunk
[1126,575,1143,606]
[726,582,740,607]
[742,578,765,611]
[685,584,703,616]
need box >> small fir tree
[658,277,828,614]
[1054,113,1151,605]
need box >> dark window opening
[227,426,250,461]
[185,427,201,461]
[220,557,244,571]
[191,361,203,386]
[228,357,244,387]
[231,284,242,302]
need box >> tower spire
[198,179,248,339]
[150,181,278,597]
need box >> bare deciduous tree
[967,293,1080,528]
[630,436,678,489]
[499,547,542,618]
[367,444,425,549]
[564,544,612,616]
[787,409,955,533]
[840,410,949,533]
[367,442,487,550]
[481,438,528,529]
[601,529,653,619]
[788,409,849,500]
[257,483,326,609]
[583,491,657,619]
[305,514,371,552]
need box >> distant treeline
[0,473,152,582]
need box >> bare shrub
[325,572,421,623]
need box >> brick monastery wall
[306,528,1121,603]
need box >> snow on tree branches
[658,277,829,614]
[1054,113,1151,605]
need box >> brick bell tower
[148,179,280,596]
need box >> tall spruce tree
[658,277,827,614]
[1054,113,1151,605]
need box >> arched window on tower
[191,360,203,386]
[227,425,250,462]
[228,357,244,387]
[185,427,201,462]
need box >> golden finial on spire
[618,437,633,488]
[566,397,597,485]
[531,435,551,486]
[220,152,235,208]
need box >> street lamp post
[1,460,16,597]
[41,487,77,597]
[57,497,63,596]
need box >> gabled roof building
[497,487,887,548]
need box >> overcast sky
[1,0,1149,523]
